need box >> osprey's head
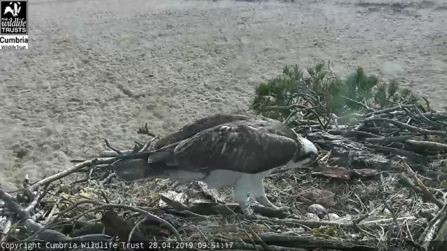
[293,135,319,166]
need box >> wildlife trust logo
[0,0,28,50]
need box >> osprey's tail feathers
[112,159,175,182]
[112,141,180,182]
[147,150,177,165]
[147,142,179,166]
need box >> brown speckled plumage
[113,113,314,181]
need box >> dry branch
[28,158,115,191]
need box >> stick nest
[2,64,447,251]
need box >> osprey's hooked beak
[294,136,319,166]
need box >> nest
[1,104,447,251]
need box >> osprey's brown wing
[152,113,253,149]
[170,123,298,174]
[113,115,298,181]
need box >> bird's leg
[249,178,288,211]
[232,180,252,215]
[249,179,278,209]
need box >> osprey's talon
[241,205,254,215]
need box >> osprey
[112,113,318,215]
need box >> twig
[283,215,413,228]
[402,161,443,208]
[368,145,427,164]
[45,197,61,222]
[52,200,182,241]
[25,184,53,213]
[104,139,122,155]
[260,104,314,111]
[340,95,373,112]
[365,105,415,117]
[419,203,447,250]
[138,136,160,153]
[352,214,377,239]
[379,173,402,238]
[364,136,411,144]
[100,191,110,204]
[28,158,114,191]
[99,149,134,157]
[421,97,434,112]
[247,225,272,251]
[329,130,380,138]
[128,217,147,242]
[1,217,13,241]
[137,123,157,137]
[242,233,377,250]
[0,189,31,220]
[405,140,447,151]
[411,106,446,128]
[100,173,115,186]
[0,188,68,242]
[398,174,422,194]
[364,118,447,136]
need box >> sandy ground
[0,0,446,190]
